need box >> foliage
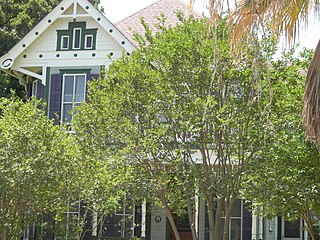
[74,15,275,240]
[241,48,320,239]
[0,96,82,239]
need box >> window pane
[75,75,85,102]
[64,76,74,102]
[231,199,241,217]
[62,36,69,49]
[231,219,241,240]
[284,220,300,238]
[85,35,93,49]
[73,29,81,49]
[63,104,72,123]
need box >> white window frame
[114,200,135,238]
[72,28,82,49]
[61,35,69,50]
[84,34,93,49]
[54,197,81,240]
[61,73,86,124]
[282,218,304,240]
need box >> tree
[0,96,86,239]
[187,0,320,146]
[241,48,320,240]
[74,15,274,240]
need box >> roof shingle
[115,0,201,46]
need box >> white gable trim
[0,0,74,69]
[0,0,135,84]
[76,0,135,52]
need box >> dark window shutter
[49,74,62,124]
[134,204,142,237]
[37,82,45,100]
[242,203,252,240]
[86,74,99,101]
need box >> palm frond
[230,0,320,45]
[303,40,320,146]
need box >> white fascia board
[0,0,74,69]
[77,0,136,53]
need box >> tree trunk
[223,197,235,240]
[186,194,198,240]
[214,197,224,240]
[302,212,316,240]
[160,189,181,240]
[165,205,181,240]
[206,196,216,240]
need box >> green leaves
[241,48,320,236]
[74,15,278,240]
[0,96,82,238]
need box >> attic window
[84,35,93,49]
[56,22,97,51]
[61,36,69,50]
[73,28,81,49]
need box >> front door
[282,219,302,240]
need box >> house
[0,0,309,239]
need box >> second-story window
[61,73,86,123]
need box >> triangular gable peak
[0,0,135,86]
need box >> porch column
[258,216,263,240]
[141,201,147,237]
[251,208,257,240]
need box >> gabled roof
[0,0,135,85]
[115,0,202,46]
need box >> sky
[99,0,320,51]
[100,0,206,22]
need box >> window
[73,28,81,49]
[114,201,134,237]
[221,199,242,240]
[282,219,303,240]
[55,198,81,240]
[84,35,93,49]
[57,22,97,50]
[61,74,86,123]
[99,200,135,238]
[61,36,69,50]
